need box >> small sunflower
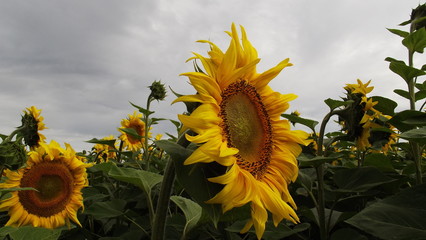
[175,24,309,239]
[93,135,117,162]
[0,140,92,228]
[118,111,147,152]
[340,80,382,151]
[20,106,47,148]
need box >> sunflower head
[339,80,382,150]
[175,23,309,239]
[118,111,148,152]
[411,3,426,30]
[0,140,92,229]
[19,106,47,148]
[93,135,117,162]
[149,80,167,101]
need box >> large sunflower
[0,140,91,228]
[21,106,47,148]
[174,24,309,239]
[118,111,147,152]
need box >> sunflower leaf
[129,101,154,116]
[281,114,319,131]
[371,96,397,115]
[170,196,203,237]
[399,126,426,144]
[346,183,426,240]
[84,199,127,219]
[333,167,397,192]
[155,140,223,227]
[402,27,426,53]
[0,226,63,240]
[118,127,143,140]
[107,165,163,195]
[85,138,116,148]
[324,98,352,111]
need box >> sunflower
[118,111,148,152]
[342,80,382,150]
[0,140,91,228]
[21,106,47,148]
[174,24,309,239]
[93,135,117,162]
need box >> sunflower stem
[407,24,423,185]
[151,133,190,240]
[143,94,153,170]
[315,109,336,240]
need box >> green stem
[143,94,153,170]
[151,133,190,240]
[315,110,335,240]
[407,27,423,184]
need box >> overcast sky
[1,0,424,151]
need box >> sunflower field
[1,4,426,240]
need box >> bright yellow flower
[175,24,309,239]
[93,135,117,162]
[118,111,147,152]
[344,79,374,96]
[22,106,47,148]
[0,140,92,228]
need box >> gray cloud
[0,0,423,150]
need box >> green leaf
[118,128,142,140]
[170,196,202,237]
[394,89,411,99]
[298,154,339,167]
[388,110,426,131]
[387,60,425,83]
[324,98,352,110]
[0,226,65,240]
[371,96,397,115]
[281,113,319,131]
[387,28,409,38]
[402,27,426,53]
[155,140,223,226]
[84,199,127,219]
[107,165,163,195]
[346,183,426,240]
[129,101,154,116]
[364,153,395,172]
[333,167,397,192]
[86,138,116,148]
[399,127,426,144]
[330,228,368,240]
[415,89,426,101]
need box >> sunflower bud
[149,80,167,101]
[411,4,426,30]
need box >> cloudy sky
[1,0,424,151]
